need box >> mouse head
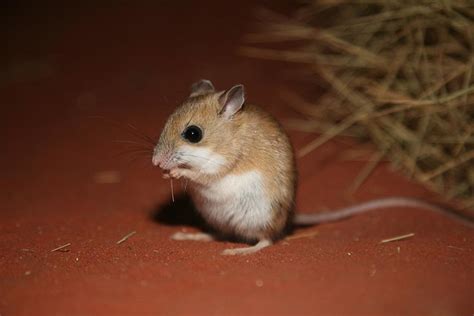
[152,79,246,177]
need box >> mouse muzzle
[152,147,174,170]
[151,153,163,167]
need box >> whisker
[123,128,155,146]
[126,123,156,144]
[114,140,154,149]
[114,141,154,155]
[126,155,150,167]
[114,148,154,159]
[115,147,153,154]
[119,154,155,172]
[88,115,156,145]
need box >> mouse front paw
[169,168,188,179]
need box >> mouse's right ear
[190,79,215,97]
[218,84,245,119]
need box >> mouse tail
[293,197,474,228]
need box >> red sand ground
[1,1,473,315]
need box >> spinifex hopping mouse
[152,80,473,255]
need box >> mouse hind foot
[171,231,214,241]
[221,239,272,256]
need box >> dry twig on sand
[116,231,137,244]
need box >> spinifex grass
[242,1,474,209]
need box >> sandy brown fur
[157,91,296,241]
[230,104,297,240]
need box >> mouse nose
[152,154,161,167]
[152,147,164,167]
[152,150,172,169]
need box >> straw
[243,1,474,209]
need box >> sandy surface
[1,1,473,315]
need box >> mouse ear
[190,79,215,97]
[218,84,245,119]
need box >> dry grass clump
[242,1,474,209]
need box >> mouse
[152,79,474,255]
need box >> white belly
[191,170,271,240]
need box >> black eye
[182,125,203,143]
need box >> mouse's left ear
[218,84,245,119]
[190,79,215,97]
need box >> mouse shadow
[149,193,209,232]
[149,193,244,243]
